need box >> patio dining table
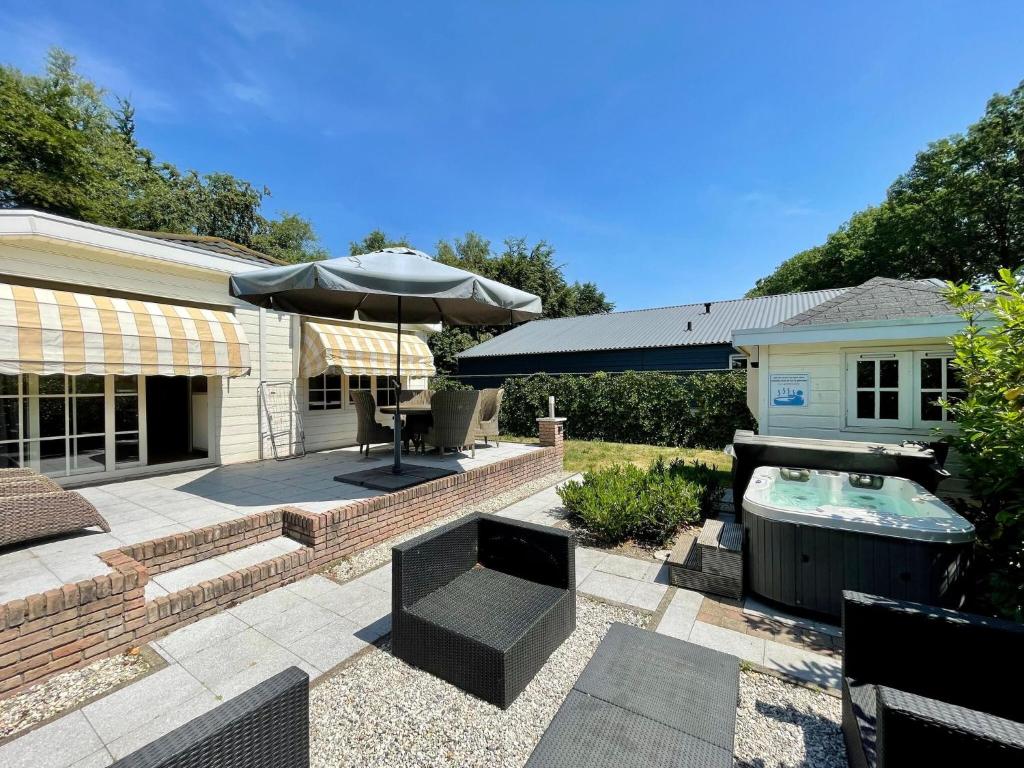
[380,405,432,453]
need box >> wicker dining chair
[423,390,481,457]
[476,388,504,446]
[399,389,434,408]
[352,390,394,456]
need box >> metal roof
[457,288,847,358]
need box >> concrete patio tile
[154,611,248,661]
[68,749,114,767]
[0,710,105,768]
[252,601,338,644]
[105,690,221,760]
[656,589,703,640]
[202,646,320,700]
[143,582,170,600]
[313,580,388,618]
[596,553,660,582]
[216,539,303,572]
[743,596,841,637]
[285,574,344,600]
[574,566,596,588]
[288,617,368,671]
[150,558,231,594]
[629,581,669,611]
[37,553,109,584]
[0,566,62,603]
[688,620,765,664]
[763,640,842,689]
[354,564,391,591]
[226,587,308,626]
[574,546,609,571]
[175,629,282,691]
[82,664,206,743]
[343,593,390,629]
[578,570,639,605]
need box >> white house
[0,210,434,484]
[732,276,967,446]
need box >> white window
[729,354,749,370]
[914,352,964,425]
[308,373,343,411]
[375,376,399,406]
[346,374,371,406]
[845,349,961,430]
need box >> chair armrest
[479,514,575,591]
[876,686,1024,768]
[842,591,1024,720]
[392,514,479,608]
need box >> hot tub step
[667,519,743,600]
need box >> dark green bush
[557,457,719,546]
[499,370,754,449]
[428,374,471,391]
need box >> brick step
[144,536,306,601]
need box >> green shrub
[428,374,470,391]
[945,270,1024,620]
[498,370,754,449]
[557,457,712,546]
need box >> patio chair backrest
[429,390,481,447]
[352,391,383,443]
[399,389,433,408]
[478,388,503,423]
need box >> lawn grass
[502,436,731,475]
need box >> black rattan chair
[841,591,1024,768]
[110,666,309,768]
[392,513,575,708]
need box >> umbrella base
[333,463,458,491]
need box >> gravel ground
[734,670,845,768]
[309,597,645,768]
[323,470,571,583]
[0,650,151,740]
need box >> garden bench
[110,666,309,768]
[392,513,575,708]
[526,622,738,767]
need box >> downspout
[259,307,267,460]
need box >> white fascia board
[732,315,968,347]
[0,209,267,275]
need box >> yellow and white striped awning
[0,282,250,377]
[301,321,435,378]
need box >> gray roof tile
[780,277,956,326]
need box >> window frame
[729,354,749,370]
[913,351,964,427]
[307,372,344,411]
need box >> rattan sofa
[392,513,575,708]
[0,489,110,547]
[842,591,1024,767]
[110,666,309,768]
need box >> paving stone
[175,628,283,691]
[105,690,221,760]
[288,617,369,671]
[0,711,105,768]
[656,589,703,640]
[227,586,309,626]
[574,546,609,571]
[355,564,392,592]
[688,620,766,664]
[68,749,114,767]
[578,569,640,605]
[313,580,388,618]
[252,601,338,644]
[286,574,346,600]
[204,646,319,700]
[155,611,248,661]
[628,580,669,610]
[596,553,660,581]
[762,639,842,689]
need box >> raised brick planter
[0,434,564,697]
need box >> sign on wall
[769,373,810,408]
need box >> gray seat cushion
[408,567,565,652]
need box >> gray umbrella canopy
[229,247,542,478]
[229,247,543,325]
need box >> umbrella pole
[393,296,403,474]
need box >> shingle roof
[780,277,956,326]
[129,231,285,266]
[457,288,846,359]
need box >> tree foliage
[0,49,326,263]
[750,81,1024,296]
[944,270,1024,620]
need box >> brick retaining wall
[0,434,563,697]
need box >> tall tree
[349,229,410,255]
[749,80,1024,296]
[0,48,329,261]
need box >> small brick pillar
[536,417,567,454]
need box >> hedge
[498,370,755,449]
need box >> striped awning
[301,321,435,378]
[0,282,250,377]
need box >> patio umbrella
[229,248,542,479]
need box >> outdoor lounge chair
[353,390,394,456]
[475,387,503,446]
[422,389,481,457]
[841,590,1024,768]
[0,467,36,478]
[0,490,110,547]
[0,475,62,497]
[110,666,309,768]
[392,513,575,708]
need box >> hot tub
[743,466,974,619]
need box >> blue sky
[2,2,1022,309]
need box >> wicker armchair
[110,666,309,768]
[423,390,481,457]
[392,513,575,708]
[352,390,394,456]
[842,591,1024,768]
[399,389,433,408]
[0,490,110,547]
[475,388,503,446]
[0,467,36,478]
